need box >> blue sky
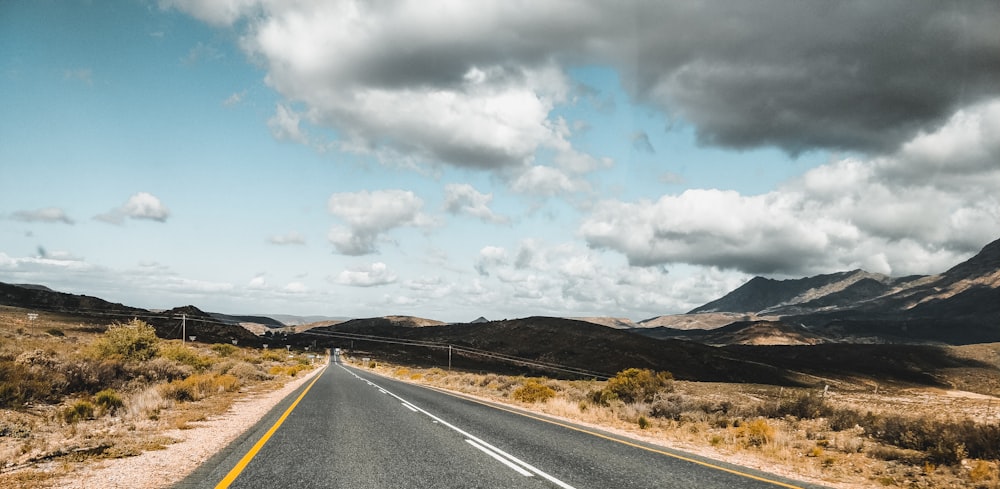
[3,1,999,322]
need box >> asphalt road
[175,362,828,489]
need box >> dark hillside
[298,316,799,384]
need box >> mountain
[0,282,261,346]
[674,237,1000,345]
[0,281,144,318]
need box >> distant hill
[209,312,285,329]
[665,237,1000,345]
[571,317,637,329]
[265,314,352,326]
[0,282,261,346]
[293,316,797,384]
[0,281,144,318]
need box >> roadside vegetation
[0,308,317,488]
[362,361,1000,489]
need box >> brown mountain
[671,237,1000,345]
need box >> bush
[91,319,159,362]
[94,389,124,415]
[159,343,213,370]
[128,357,191,382]
[160,374,241,402]
[512,379,556,403]
[45,328,65,337]
[0,360,55,408]
[734,418,775,448]
[63,400,95,424]
[63,358,128,394]
[211,343,238,357]
[224,361,271,381]
[600,368,673,404]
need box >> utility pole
[181,314,186,344]
[448,344,452,371]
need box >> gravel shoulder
[48,367,324,489]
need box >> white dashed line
[341,365,576,488]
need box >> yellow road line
[425,385,807,489]
[214,367,327,489]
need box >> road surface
[174,362,827,489]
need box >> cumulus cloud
[582,99,1000,277]
[510,165,590,196]
[474,246,507,276]
[268,232,305,245]
[268,103,308,144]
[327,189,431,255]
[463,240,739,317]
[95,192,170,224]
[10,207,74,225]
[443,183,508,224]
[336,262,398,287]
[166,0,1000,165]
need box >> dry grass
[0,307,318,488]
[357,358,1000,489]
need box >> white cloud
[510,165,590,196]
[474,246,507,276]
[582,99,1000,277]
[10,207,74,225]
[268,232,306,245]
[158,0,259,26]
[443,183,508,224]
[336,262,398,287]
[248,274,267,289]
[95,192,170,224]
[327,189,431,255]
[283,281,308,293]
[223,90,247,107]
[268,103,308,144]
[459,241,740,317]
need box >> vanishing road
[175,362,827,489]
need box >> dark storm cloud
[174,0,1000,161]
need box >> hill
[661,237,1000,345]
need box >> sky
[2,1,1000,323]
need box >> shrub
[129,357,191,382]
[512,379,556,403]
[94,389,124,415]
[160,374,241,402]
[0,360,55,408]
[601,368,673,404]
[159,343,212,370]
[45,328,65,337]
[638,416,651,429]
[63,400,95,424]
[91,319,159,362]
[734,418,774,448]
[225,361,271,381]
[261,350,284,362]
[63,358,128,393]
[211,343,238,357]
